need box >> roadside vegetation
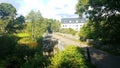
[60,28,77,35]
[0,2,93,67]
[76,0,120,55]
[1,0,119,67]
[0,2,60,67]
[49,45,95,68]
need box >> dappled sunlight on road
[92,53,105,60]
[53,33,87,47]
[89,47,120,68]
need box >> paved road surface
[90,47,120,68]
[52,33,87,47]
[53,33,120,68]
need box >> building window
[69,20,71,23]
[76,25,78,27]
[73,20,75,23]
[76,20,78,23]
[64,20,66,23]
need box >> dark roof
[61,18,84,23]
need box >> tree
[0,3,16,33]
[25,10,46,40]
[43,19,61,33]
[26,10,36,40]
[0,3,16,18]
[16,15,25,24]
[76,0,120,43]
[14,15,25,31]
[51,19,61,32]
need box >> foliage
[76,0,120,54]
[48,19,61,32]
[0,3,17,33]
[0,35,21,67]
[76,0,89,16]
[25,11,61,41]
[14,15,25,31]
[25,10,47,41]
[0,34,44,67]
[79,20,99,41]
[0,3,25,33]
[0,35,19,59]
[0,3,16,18]
[49,45,88,68]
[0,2,61,68]
[76,0,120,41]
[21,37,51,68]
[60,28,77,35]
[15,33,30,37]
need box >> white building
[61,18,85,31]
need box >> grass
[15,33,39,48]
[15,33,30,37]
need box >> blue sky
[0,0,78,20]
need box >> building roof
[61,18,85,23]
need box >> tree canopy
[0,3,16,18]
[0,3,17,33]
[76,0,120,42]
[76,0,120,54]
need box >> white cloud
[42,0,78,20]
[1,0,78,20]
[17,0,45,16]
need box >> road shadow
[89,47,120,68]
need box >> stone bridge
[42,34,64,56]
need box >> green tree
[26,10,36,40]
[14,15,25,31]
[4,15,25,33]
[25,10,46,40]
[16,15,25,24]
[51,19,61,32]
[76,0,120,43]
[0,3,16,33]
[0,3,16,18]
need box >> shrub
[0,35,19,59]
[60,28,77,35]
[49,45,88,68]
[15,33,30,37]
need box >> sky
[0,0,79,20]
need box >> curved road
[52,33,87,47]
[53,33,120,68]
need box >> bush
[0,34,45,67]
[0,35,19,59]
[60,28,77,35]
[49,45,88,68]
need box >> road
[52,33,120,68]
[90,47,120,68]
[52,33,87,48]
